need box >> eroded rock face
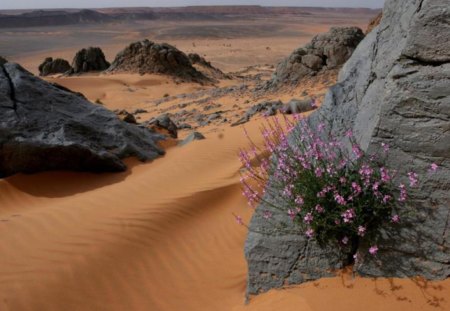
[246,0,450,296]
[38,57,72,76]
[0,61,164,177]
[107,40,208,83]
[71,47,110,74]
[188,53,229,80]
[267,27,364,88]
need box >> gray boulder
[179,132,205,146]
[281,98,315,115]
[231,100,283,126]
[148,114,178,139]
[71,47,110,74]
[107,40,208,83]
[38,57,72,76]
[0,61,164,177]
[267,27,365,88]
[246,0,450,295]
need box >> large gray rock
[71,47,110,74]
[38,57,72,76]
[267,27,364,88]
[246,0,450,295]
[107,40,208,83]
[0,61,164,177]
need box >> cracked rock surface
[0,61,165,177]
[246,0,450,296]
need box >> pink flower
[295,196,304,206]
[334,193,347,205]
[380,167,391,182]
[342,236,349,245]
[304,212,314,224]
[305,228,314,238]
[398,184,407,202]
[288,209,297,220]
[382,195,391,204]
[315,204,324,213]
[369,245,379,256]
[235,215,244,226]
[340,177,347,184]
[407,172,418,187]
[315,167,323,177]
[341,208,356,223]
[358,226,366,237]
[345,130,353,138]
[263,211,273,220]
[353,253,359,262]
[352,145,363,159]
[381,142,390,153]
[391,214,400,223]
[352,182,362,195]
[430,163,438,172]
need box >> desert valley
[0,2,449,311]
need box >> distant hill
[0,6,381,28]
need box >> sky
[0,0,385,10]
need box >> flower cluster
[238,116,436,260]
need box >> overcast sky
[0,0,385,10]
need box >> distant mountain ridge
[0,6,380,28]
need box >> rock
[267,27,365,88]
[0,62,164,177]
[38,57,72,76]
[133,109,148,114]
[366,12,382,34]
[231,100,283,126]
[207,112,222,122]
[188,53,229,80]
[281,98,315,115]
[107,40,208,83]
[148,114,178,139]
[71,47,110,74]
[178,132,205,146]
[122,112,137,124]
[0,56,8,66]
[246,0,450,296]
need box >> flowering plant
[238,115,436,260]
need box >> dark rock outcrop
[188,53,229,80]
[38,57,72,76]
[107,40,208,83]
[148,114,178,139]
[71,47,110,74]
[246,0,450,296]
[267,27,364,88]
[0,60,164,177]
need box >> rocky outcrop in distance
[246,0,450,296]
[0,60,165,177]
[107,40,208,83]
[188,53,229,80]
[71,47,110,74]
[265,27,365,89]
[38,57,72,76]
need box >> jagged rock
[207,112,222,122]
[246,0,450,296]
[188,53,229,80]
[178,132,205,146]
[71,47,110,74]
[107,40,208,83]
[38,57,72,76]
[281,98,315,115]
[366,12,382,34]
[0,62,164,177]
[0,56,8,66]
[122,112,137,124]
[133,108,148,114]
[267,27,364,88]
[231,100,283,126]
[148,114,178,139]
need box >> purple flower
[263,211,273,220]
[353,253,359,262]
[305,228,314,238]
[430,163,438,172]
[235,215,244,226]
[357,226,366,237]
[398,183,407,202]
[352,145,363,159]
[345,130,353,138]
[341,236,349,245]
[314,167,323,177]
[341,208,356,223]
[407,172,418,187]
[380,167,391,182]
[288,209,297,220]
[391,214,400,223]
[295,196,304,206]
[382,195,391,204]
[381,142,390,153]
[369,245,379,256]
[334,193,347,205]
[304,212,314,224]
[340,177,347,184]
[352,182,362,195]
[315,204,324,213]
